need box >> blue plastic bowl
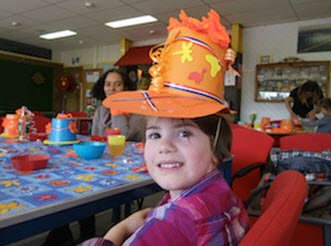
[73,142,106,159]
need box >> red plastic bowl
[11,154,51,171]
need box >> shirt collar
[169,169,220,203]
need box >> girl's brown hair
[192,115,232,164]
[318,98,331,112]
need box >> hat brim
[103,90,229,118]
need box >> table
[265,130,304,147]
[0,137,161,245]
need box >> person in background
[284,80,324,120]
[78,9,248,246]
[90,68,144,141]
[301,98,331,133]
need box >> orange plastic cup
[108,135,126,155]
[3,114,19,136]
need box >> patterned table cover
[0,136,151,229]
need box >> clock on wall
[32,72,46,86]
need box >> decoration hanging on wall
[280,57,304,63]
[58,75,75,92]
[32,72,45,86]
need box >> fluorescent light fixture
[39,30,77,40]
[105,15,157,28]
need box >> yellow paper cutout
[68,185,92,193]
[0,179,20,187]
[105,163,118,167]
[206,54,221,77]
[173,42,193,63]
[0,201,25,214]
[125,174,138,180]
[75,174,94,182]
[28,147,40,152]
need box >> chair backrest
[280,133,331,152]
[231,125,275,202]
[0,116,4,134]
[67,111,88,117]
[239,170,308,246]
[32,115,51,133]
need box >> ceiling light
[105,15,157,28]
[39,30,77,40]
[85,2,94,8]
[11,21,21,27]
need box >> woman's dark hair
[297,80,323,105]
[90,68,134,100]
[192,115,232,164]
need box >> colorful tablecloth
[0,137,149,218]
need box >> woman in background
[284,80,323,120]
[90,68,144,141]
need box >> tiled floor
[8,191,165,246]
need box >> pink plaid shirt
[79,169,249,246]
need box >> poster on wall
[297,23,331,53]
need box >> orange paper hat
[103,10,236,118]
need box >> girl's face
[104,72,125,97]
[144,117,217,198]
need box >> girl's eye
[147,132,161,140]
[178,130,191,138]
[115,82,123,87]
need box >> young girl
[301,98,331,133]
[80,9,249,245]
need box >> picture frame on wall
[259,54,273,64]
[298,23,331,53]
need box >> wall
[52,37,165,67]
[242,17,331,123]
[52,19,331,123]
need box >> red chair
[239,170,308,246]
[32,115,51,133]
[67,111,90,135]
[280,133,331,152]
[32,111,46,117]
[279,133,331,246]
[0,116,4,134]
[67,111,88,117]
[231,125,275,203]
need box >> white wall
[52,37,165,67]
[241,17,331,123]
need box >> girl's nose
[158,137,176,154]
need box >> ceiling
[0,0,331,52]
